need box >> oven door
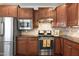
[39,40,53,49]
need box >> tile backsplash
[21,22,55,36]
[21,21,79,38]
[38,22,52,30]
[61,27,79,37]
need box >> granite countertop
[60,35,79,43]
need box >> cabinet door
[64,44,72,56]
[39,8,54,19]
[67,4,78,26]
[54,38,61,55]
[60,38,64,55]
[71,41,79,56]
[28,38,38,56]
[64,39,72,56]
[0,6,3,16]
[18,8,33,19]
[33,10,38,28]
[16,38,28,56]
[8,6,17,17]
[0,5,18,17]
[38,8,47,19]
[1,6,8,16]
[72,48,79,56]
[56,5,67,27]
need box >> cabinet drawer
[64,39,79,49]
[72,42,79,49]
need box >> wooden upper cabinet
[0,5,8,17]
[8,6,18,17]
[56,4,67,27]
[33,10,39,28]
[38,8,54,19]
[67,3,79,26]
[0,5,18,17]
[18,8,33,19]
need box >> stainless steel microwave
[18,19,33,30]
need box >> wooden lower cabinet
[60,38,64,55]
[16,36,38,56]
[63,39,79,56]
[16,37,28,56]
[54,37,79,56]
[72,48,79,56]
[27,38,38,56]
[54,37,61,56]
[64,44,72,56]
[54,37,64,56]
[16,36,79,56]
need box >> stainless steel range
[38,30,54,56]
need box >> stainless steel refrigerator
[0,17,17,56]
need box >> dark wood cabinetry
[56,3,79,27]
[8,6,18,17]
[64,44,72,56]
[16,38,28,56]
[64,39,72,56]
[54,37,64,56]
[1,6,8,17]
[38,8,54,19]
[27,37,38,56]
[38,7,57,27]
[54,37,61,55]
[54,37,79,56]
[16,36,38,56]
[72,48,79,56]
[33,10,38,28]
[60,38,64,55]
[56,5,67,27]
[18,8,33,19]
[63,39,79,56]
[67,3,79,26]
[0,5,18,17]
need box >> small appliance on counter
[38,30,54,56]
[53,29,60,36]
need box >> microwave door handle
[27,22,29,27]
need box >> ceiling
[0,3,64,9]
